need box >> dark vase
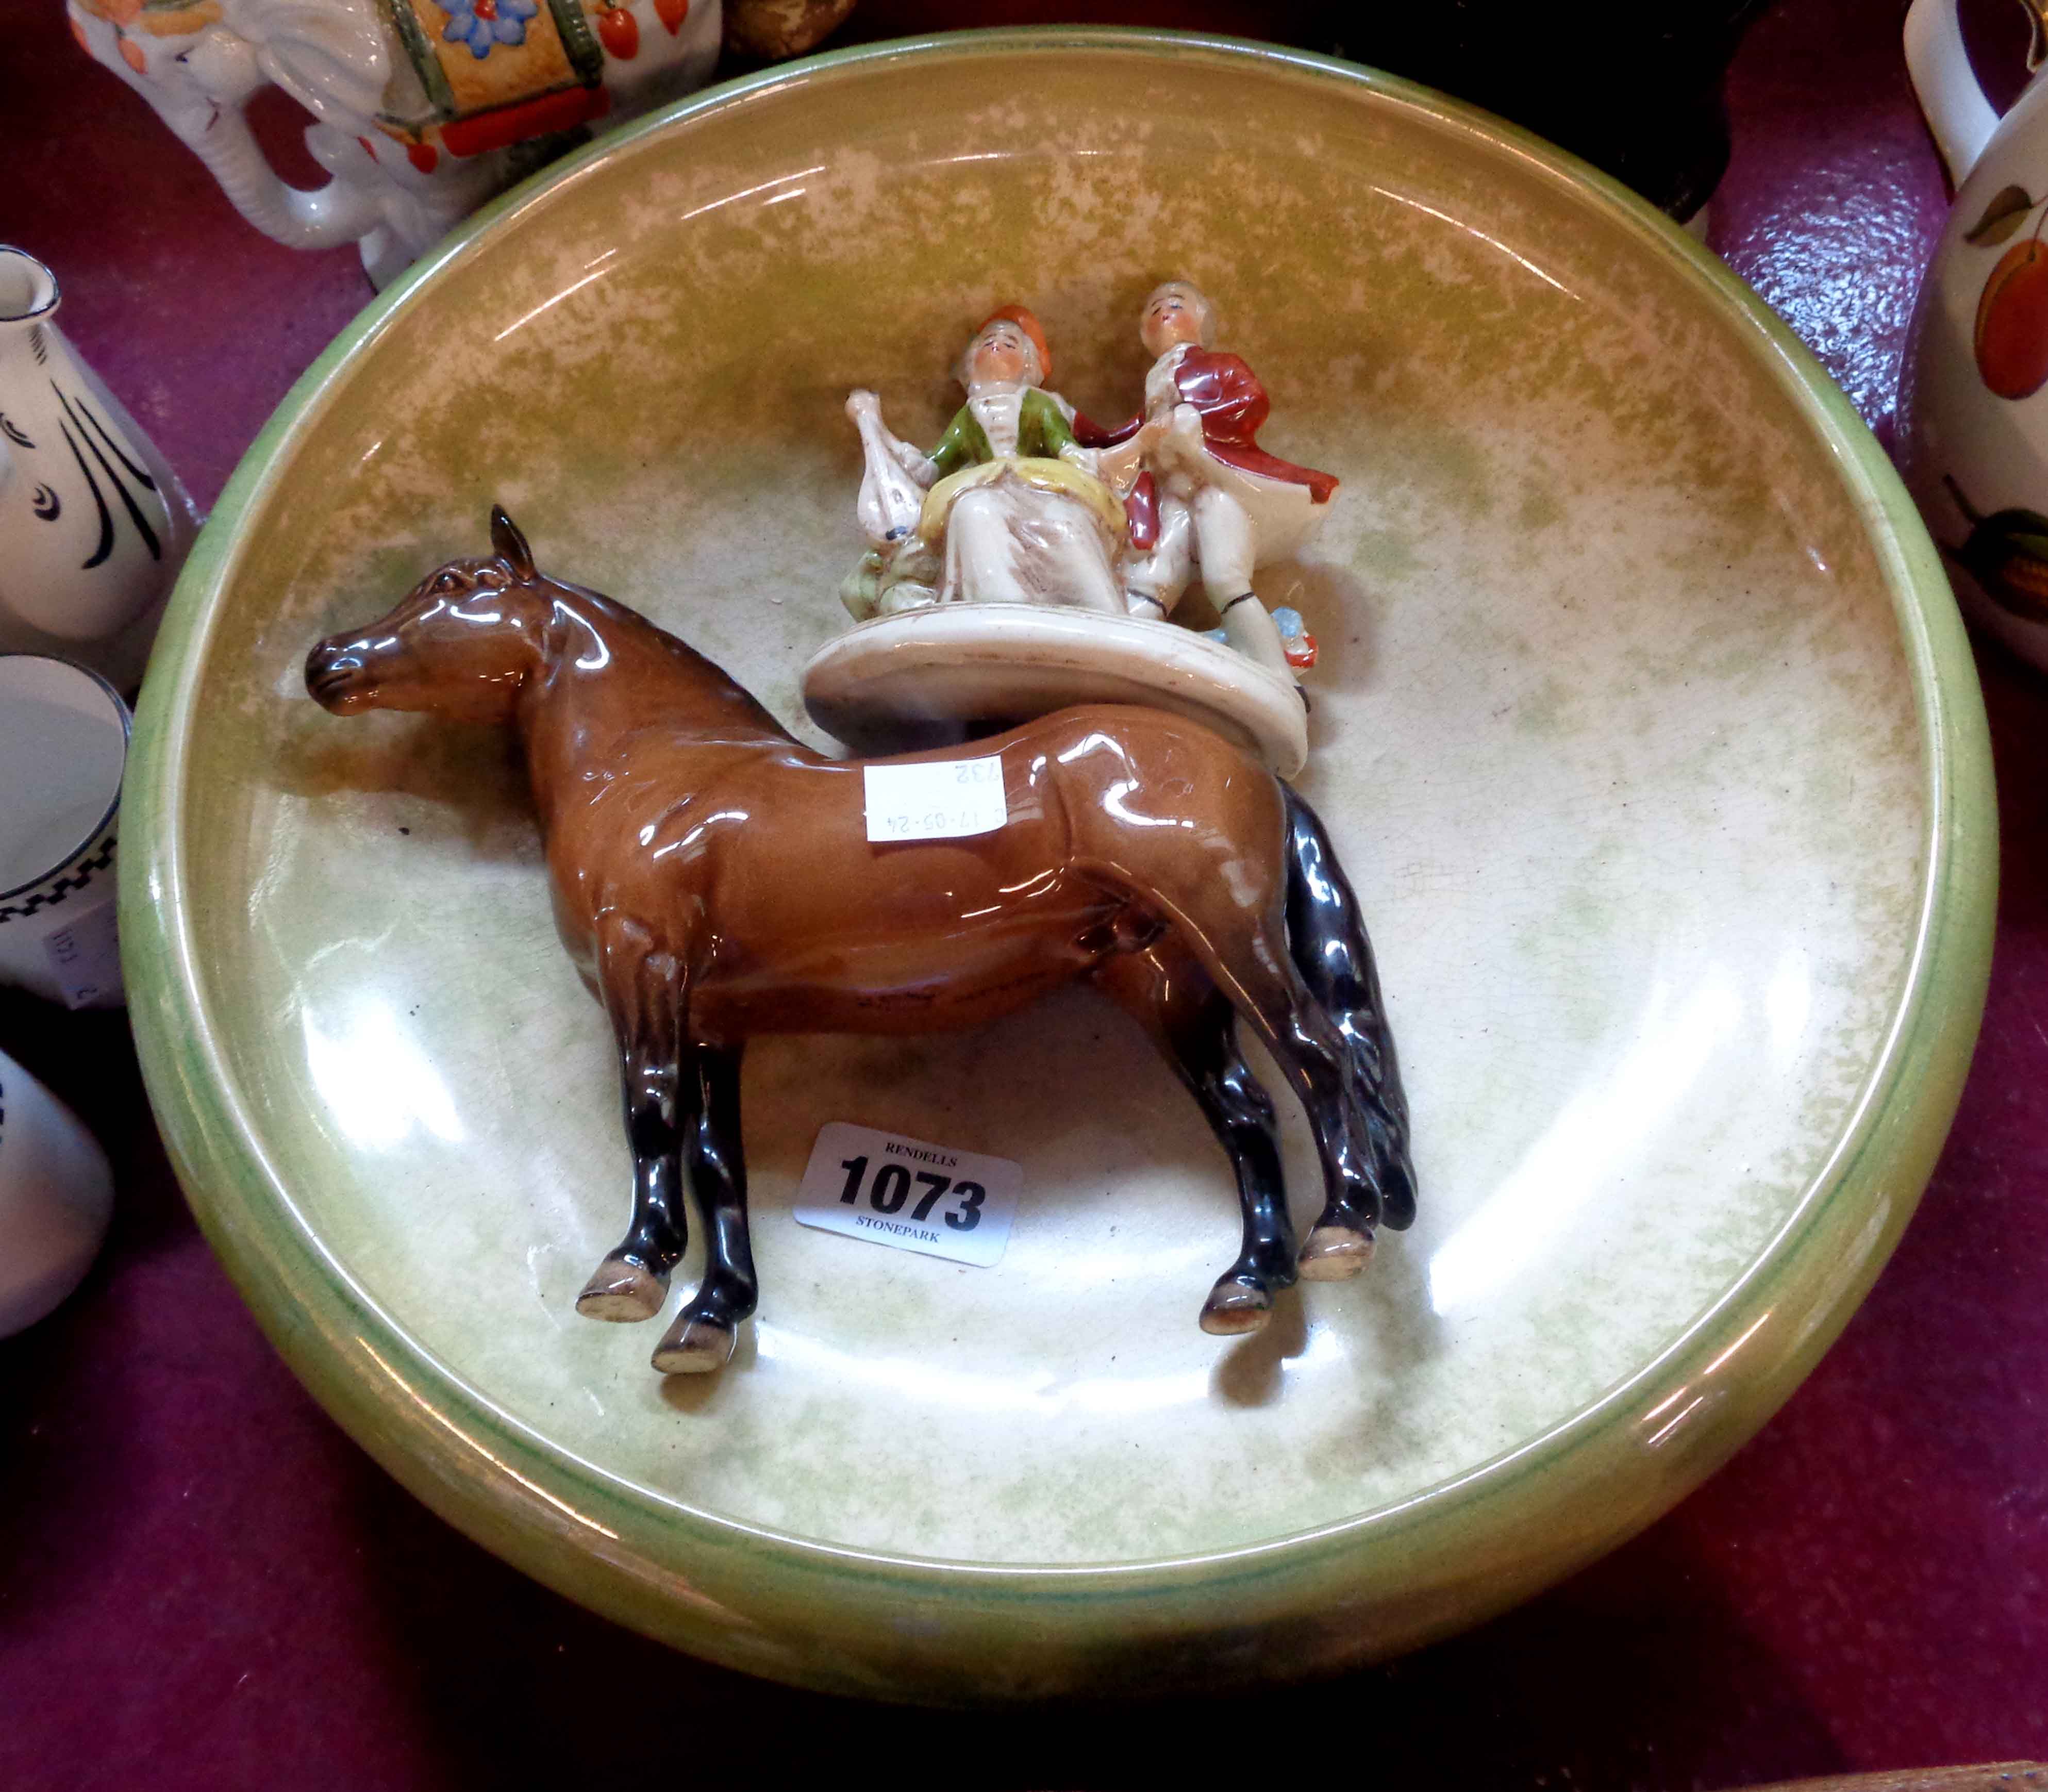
[1325,1,1770,219]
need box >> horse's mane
[537,573,797,744]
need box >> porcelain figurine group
[305,288,1416,1379]
[810,284,1330,776]
[843,283,1331,675]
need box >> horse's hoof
[652,1315,736,1375]
[1380,1158,1420,1232]
[575,1257,668,1323]
[1199,1275,1273,1337]
[1298,1224,1374,1281]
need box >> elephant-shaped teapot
[66,0,724,288]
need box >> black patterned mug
[0,655,129,1008]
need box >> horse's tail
[1280,782,1418,1230]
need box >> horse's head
[306,508,549,723]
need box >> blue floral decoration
[440,0,538,59]
[1206,607,1309,643]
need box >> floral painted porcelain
[68,0,721,287]
[1901,0,2048,668]
[122,33,1992,1701]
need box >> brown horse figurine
[305,509,1414,1375]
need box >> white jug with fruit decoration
[1901,0,2048,669]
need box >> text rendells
[792,1122,1021,1267]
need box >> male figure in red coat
[1078,280,1338,681]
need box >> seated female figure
[842,308,1136,620]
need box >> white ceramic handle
[1905,0,2005,184]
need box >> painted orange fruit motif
[597,3,639,56]
[654,0,688,33]
[1975,237,2048,400]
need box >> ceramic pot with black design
[0,655,129,1010]
[0,247,199,687]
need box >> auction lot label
[792,1121,1020,1268]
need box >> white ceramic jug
[0,247,198,688]
[1900,0,2048,670]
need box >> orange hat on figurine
[980,304,1051,381]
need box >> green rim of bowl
[119,28,1997,1700]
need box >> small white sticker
[863,755,1007,843]
[793,1121,1020,1268]
[43,905,122,1010]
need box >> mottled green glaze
[120,31,1994,1701]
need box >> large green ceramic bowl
[121,31,1995,1701]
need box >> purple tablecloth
[3,2,2044,1784]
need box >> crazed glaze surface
[121,35,1992,1700]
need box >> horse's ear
[490,505,535,578]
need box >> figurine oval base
[800,606,1310,776]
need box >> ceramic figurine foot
[1198,1272,1275,1336]
[1297,1224,1375,1281]
[652,1314,738,1375]
[575,1256,669,1322]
